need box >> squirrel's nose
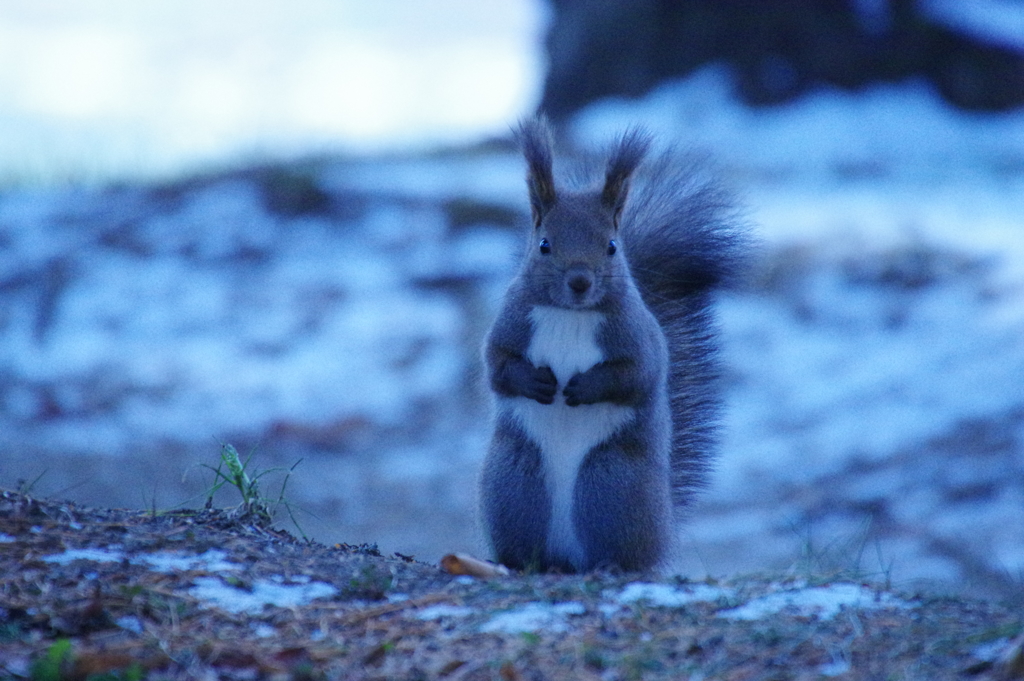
[567,270,593,294]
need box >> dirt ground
[1,488,1022,680]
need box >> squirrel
[480,117,748,573]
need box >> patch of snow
[189,575,338,615]
[479,601,586,634]
[0,655,30,679]
[819,658,852,677]
[972,637,1015,664]
[615,582,732,608]
[140,549,240,573]
[251,623,278,638]
[712,216,1024,493]
[570,66,1024,182]
[41,547,242,573]
[415,604,476,621]
[0,172,483,461]
[718,583,910,621]
[43,547,125,564]
[115,615,144,634]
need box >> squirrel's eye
[607,239,617,256]
[539,238,551,255]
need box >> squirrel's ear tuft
[602,127,651,226]
[514,117,556,227]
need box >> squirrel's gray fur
[480,117,748,573]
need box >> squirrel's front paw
[563,373,598,407]
[524,365,558,404]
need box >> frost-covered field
[2,75,1023,597]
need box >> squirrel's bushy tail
[618,145,749,512]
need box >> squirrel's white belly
[507,305,635,566]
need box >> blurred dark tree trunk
[539,0,1024,119]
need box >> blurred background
[2,0,1023,599]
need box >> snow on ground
[33,540,916,630]
[570,65,1024,185]
[43,547,240,573]
[189,576,339,615]
[615,582,731,608]
[718,584,908,621]
[2,70,1023,597]
[478,602,586,634]
[40,545,340,615]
